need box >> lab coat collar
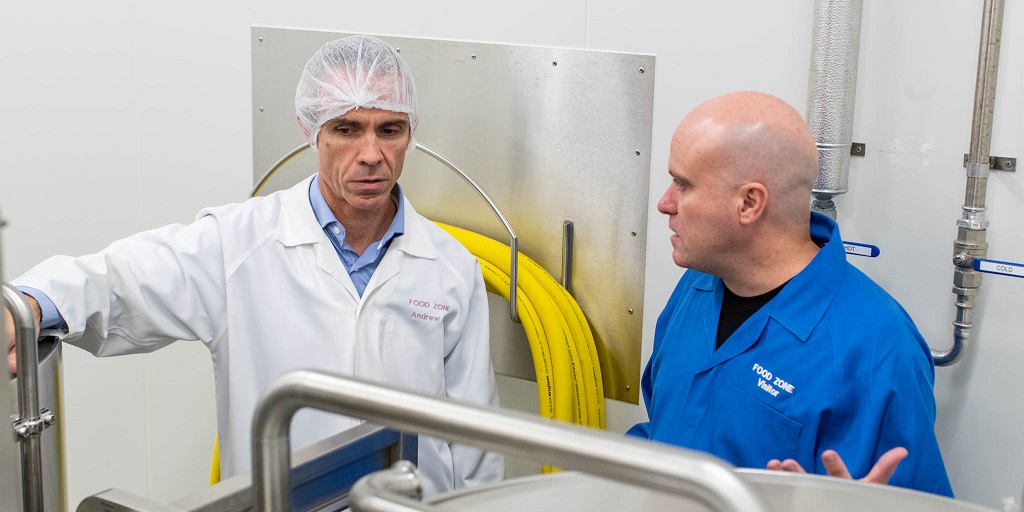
[276,174,435,261]
[277,175,328,247]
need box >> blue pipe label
[843,241,880,258]
[974,258,1024,278]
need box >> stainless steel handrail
[251,370,770,512]
[3,283,53,512]
[251,142,521,323]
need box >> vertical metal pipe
[806,0,864,220]
[252,371,771,512]
[3,284,45,511]
[938,0,1005,366]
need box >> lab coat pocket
[381,312,446,395]
[704,383,803,469]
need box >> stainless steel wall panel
[252,28,654,403]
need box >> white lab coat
[14,175,504,495]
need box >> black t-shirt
[715,282,787,349]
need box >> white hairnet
[295,35,418,151]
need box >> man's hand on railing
[5,292,42,375]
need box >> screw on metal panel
[625,385,631,391]
[396,48,401,53]
[259,106,264,112]
[628,309,634,314]
[552,61,558,66]
[258,36,263,43]
[999,496,1018,512]
[471,54,477,60]
[635,150,641,156]
[639,67,645,73]
[630,231,637,237]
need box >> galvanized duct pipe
[806,0,863,220]
[938,0,1006,366]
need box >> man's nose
[357,135,384,166]
[657,185,676,215]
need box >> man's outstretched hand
[767,447,908,485]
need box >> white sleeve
[12,215,228,356]
[443,259,505,488]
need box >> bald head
[658,92,823,285]
[673,91,819,226]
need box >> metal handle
[3,282,49,512]
[251,370,770,512]
[842,241,879,258]
[252,142,521,323]
[972,257,1023,278]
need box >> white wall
[1,0,1021,508]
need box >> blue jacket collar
[691,212,845,344]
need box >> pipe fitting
[953,269,984,289]
[952,254,973,268]
[952,287,980,301]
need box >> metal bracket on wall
[963,153,1017,172]
[850,142,866,156]
[561,220,574,295]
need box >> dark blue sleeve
[17,286,68,332]
[819,317,953,497]
[877,352,953,497]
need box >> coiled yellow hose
[436,222,605,430]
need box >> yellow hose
[476,254,575,424]
[477,260,556,420]
[437,222,604,429]
[536,263,605,428]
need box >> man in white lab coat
[5,35,504,495]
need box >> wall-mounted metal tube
[3,283,46,512]
[938,0,1005,366]
[806,0,864,220]
[251,370,771,512]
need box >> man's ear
[737,182,768,225]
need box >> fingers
[5,308,16,374]
[770,447,909,484]
[26,295,42,340]
[820,449,852,478]
[766,458,807,473]
[862,447,908,485]
[4,309,13,350]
